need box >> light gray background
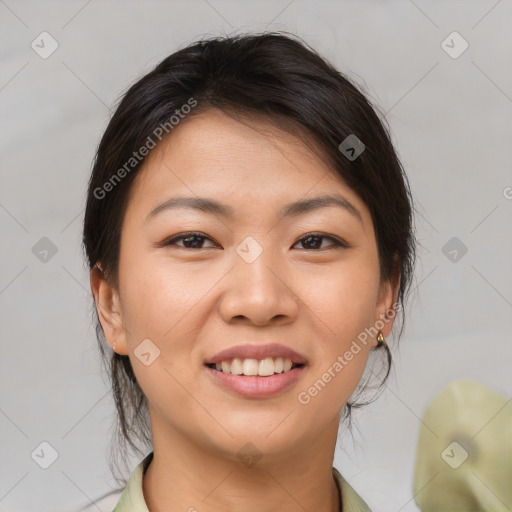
[1,1,511,511]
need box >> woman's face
[93,108,398,461]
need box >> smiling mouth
[205,358,305,377]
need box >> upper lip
[205,343,308,365]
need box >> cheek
[296,257,380,398]
[302,259,380,342]
[118,249,207,340]
[116,252,208,407]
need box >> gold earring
[377,331,386,348]
[112,340,117,352]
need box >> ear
[90,264,129,356]
[373,259,401,346]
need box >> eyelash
[162,231,349,251]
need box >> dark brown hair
[82,31,416,484]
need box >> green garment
[112,451,372,511]
[413,379,512,511]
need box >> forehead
[125,108,369,224]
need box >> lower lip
[204,365,306,399]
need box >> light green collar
[113,452,372,512]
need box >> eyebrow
[146,194,363,224]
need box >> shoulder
[332,466,373,512]
[79,489,124,512]
[79,453,153,512]
[110,452,154,511]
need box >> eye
[162,232,218,249]
[161,232,348,251]
[293,233,349,250]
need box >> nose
[218,246,299,326]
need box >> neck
[142,414,342,512]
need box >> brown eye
[293,233,348,250]
[164,232,217,249]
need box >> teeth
[230,357,243,375]
[210,357,300,376]
[258,357,275,376]
[242,358,259,375]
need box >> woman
[83,32,416,512]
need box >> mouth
[204,358,306,377]
[204,358,307,398]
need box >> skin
[91,108,400,512]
